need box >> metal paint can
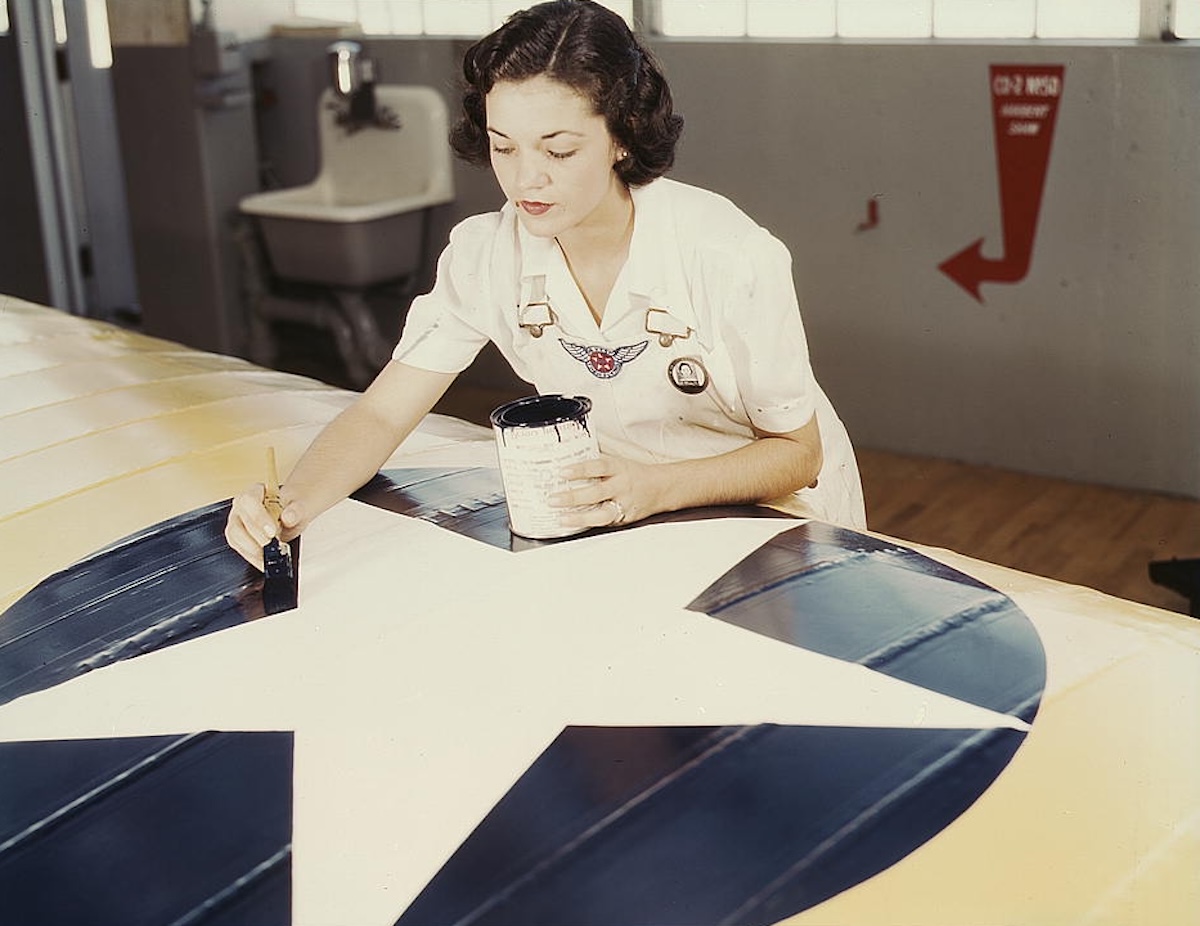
[490,394,599,539]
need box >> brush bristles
[262,538,298,614]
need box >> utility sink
[240,85,455,288]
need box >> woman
[226,0,864,568]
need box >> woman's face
[485,75,626,239]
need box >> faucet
[327,41,400,132]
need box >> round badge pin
[667,356,709,395]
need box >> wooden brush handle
[263,447,283,523]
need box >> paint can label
[490,395,599,539]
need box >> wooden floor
[855,448,1199,615]
[273,334,1200,617]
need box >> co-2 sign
[940,64,1065,302]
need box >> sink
[240,85,455,288]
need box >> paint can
[490,394,599,539]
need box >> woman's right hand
[221,363,458,570]
[225,483,306,571]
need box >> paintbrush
[261,447,298,614]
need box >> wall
[656,41,1200,500]
[106,0,262,355]
[254,36,1199,499]
[0,33,51,304]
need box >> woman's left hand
[551,454,658,531]
[548,418,823,532]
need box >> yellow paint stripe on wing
[781,636,1200,926]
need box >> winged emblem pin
[559,339,649,379]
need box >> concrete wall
[255,37,1199,499]
[658,41,1200,501]
[0,34,51,304]
[109,38,260,355]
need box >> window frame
[224,0,1197,41]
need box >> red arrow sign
[940,65,1065,302]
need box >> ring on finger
[607,498,625,525]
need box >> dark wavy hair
[449,0,683,186]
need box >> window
[934,0,1036,39]
[659,0,1149,39]
[1034,0,1139,38]
[837,0,932,38]
[44,0,112,68]
[1174,0,1200,38]
[224,0,1192,40]
[51,0,67,44]
[660,0,747,36]
[292,0,633,35]
[85,0,112,69]
[747,1,837,37]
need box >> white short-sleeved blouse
[394,177,865,528]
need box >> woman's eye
[490,145,514,156]
[547,150,577,161]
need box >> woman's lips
[519,201,553,216]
